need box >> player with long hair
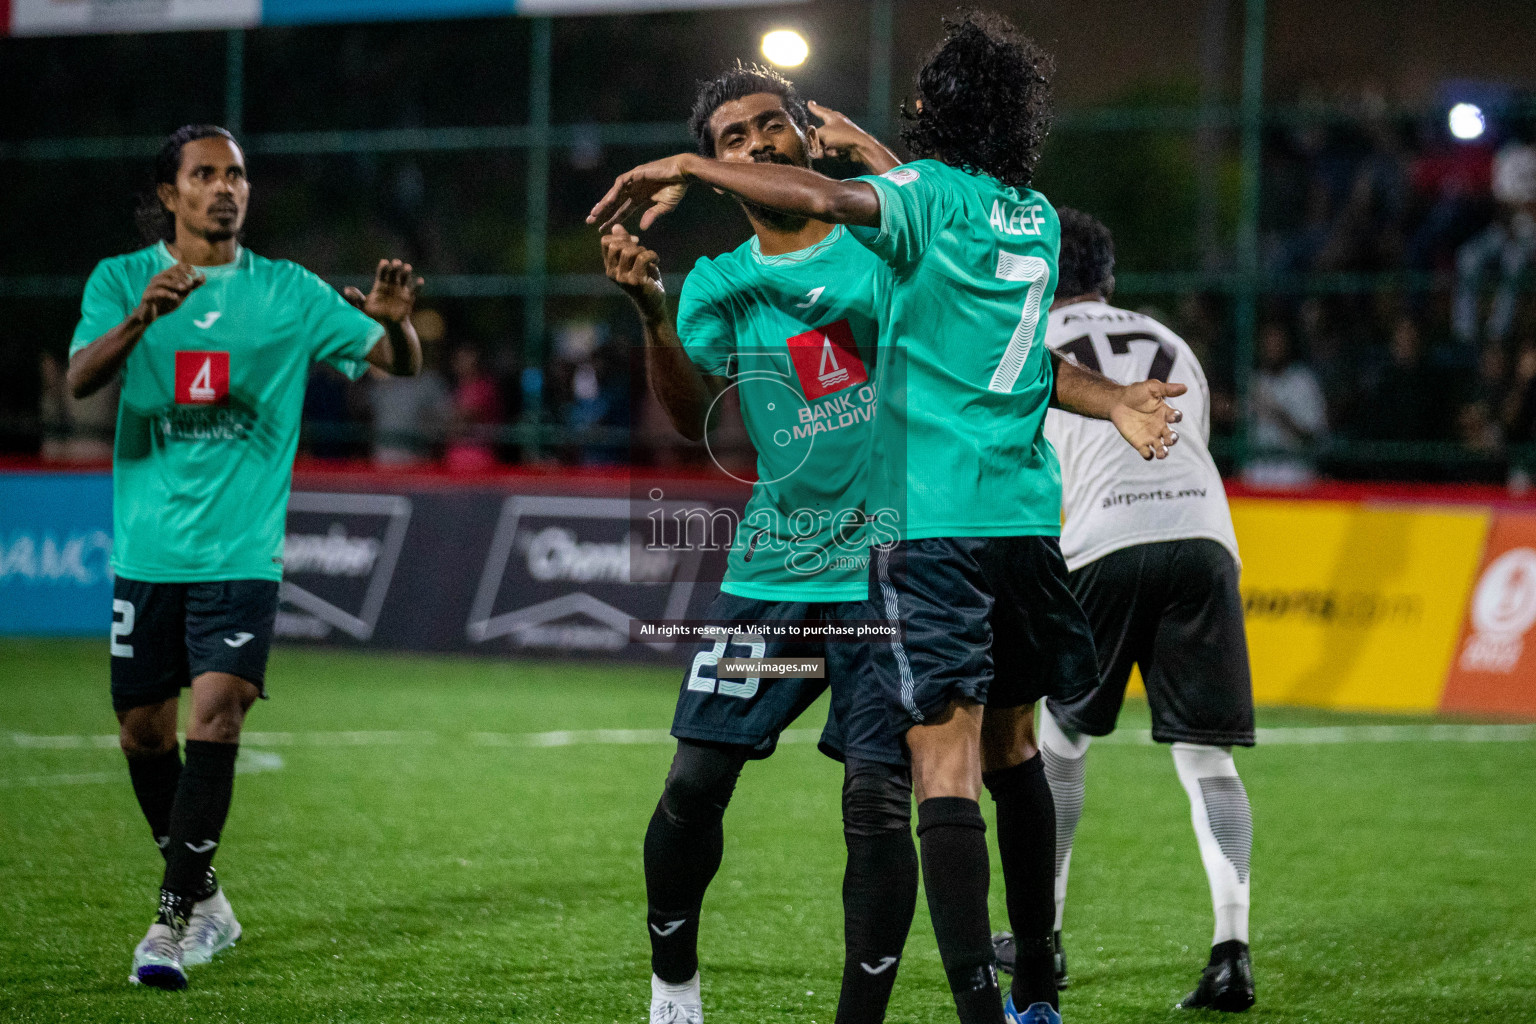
[70,124,423,990]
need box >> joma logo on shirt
[175,351,230,405]
[786,319,867,400]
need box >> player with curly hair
[590,14,1187,1024]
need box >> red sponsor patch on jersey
[174,351,230,405]
[786,319,867,400]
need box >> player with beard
[1032,208,1256,1012]
[589,15,1190,1024]
[69,124,423,990]
[601,66,916,1024]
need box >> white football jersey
[1043,300,1240,572]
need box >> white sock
[652,971,701,1006]
[1039,706,1091,933]
[1171,742,1251,946]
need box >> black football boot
[1177,940,1255,1012]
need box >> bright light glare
[1449,102,1486,141]
[762,29,809,68]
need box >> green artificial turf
[1,639,1532,1022]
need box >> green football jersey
[851,159,1063,540]
[676,225,888,601]
[70,242,384,582]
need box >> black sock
[161,740,239,899]
[126,744,182,859]
[985,755,1059,1010]
[916,797,1004,1024]
[643,742,744,984]
[836,763,918,1024]
[155,887,197,930]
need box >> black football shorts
[867,535,1099,733]
[109,577,280,712]
[670,591,905,766]
[1047,538,1255,747]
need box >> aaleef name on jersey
[989,200,1046,236]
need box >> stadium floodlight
[1449,102,1486,141]
[761,29,809,68]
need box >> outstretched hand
[1110,380,1188,460]
[587,155,694,231]
[344,259,422,324]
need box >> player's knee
[186,674,259,743]
[118,717,176,756]
[660,741,745,828]
[980,705,1038,773]
[1040,705,1091,759]
[1171,741,1236,775]
[187,702,248,744]
[907,701,984,801]
[117,701,177,755]
[842,760,912,837]
[909,746,982,802]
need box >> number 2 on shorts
[988,250,1050,393]
[110,598,135,658]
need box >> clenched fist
[133,262,205,325]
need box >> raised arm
[1050,349,1187,460]
[345,259,424,376]
[588,153,881,233]
[808,102,901,175]
[601,225,723,443]
[67,263,205,399]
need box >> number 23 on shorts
[687,633,766,699]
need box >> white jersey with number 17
[1042,300,1239,573]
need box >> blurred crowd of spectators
[1226,107,1536,485]
[35,99,1536,485]
[293,307,636,471]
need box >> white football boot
[179,887,242,967]
[129,923,188,989]
[650,972,703,1024]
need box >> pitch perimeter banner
[1442,512,1536,718]
[3,0,802,36]
[1231,499,1490,714]
[8,0,258,36]
[5,469,1535,719]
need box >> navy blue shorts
[670,591,905,766]
[867,536,1098,732]
[109,577,279,713]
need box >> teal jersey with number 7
[850,159,1062,540]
